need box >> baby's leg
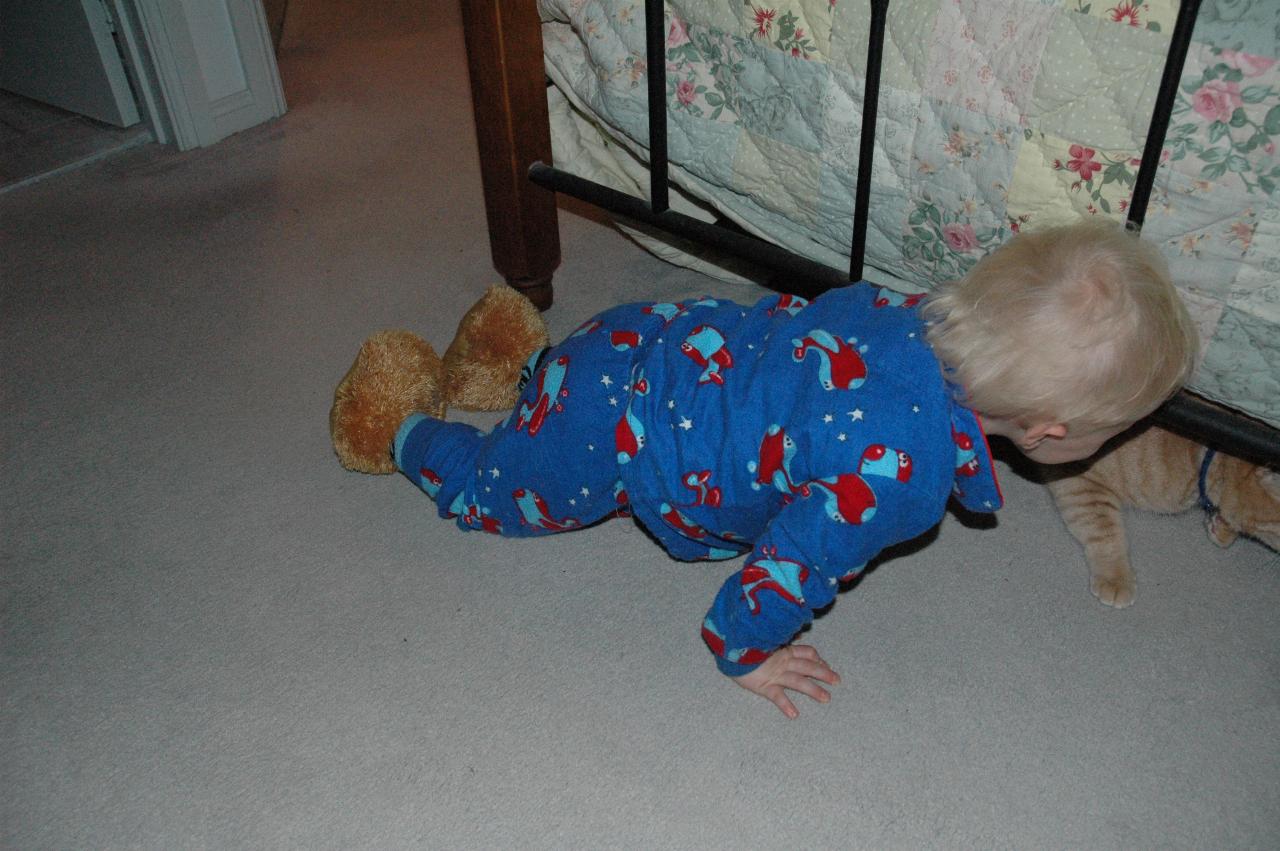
[393,303,657,537]
[394,413,624,537]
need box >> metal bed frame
[459,0,1279,468]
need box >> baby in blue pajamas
[342,222,1199,718]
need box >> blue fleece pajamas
[394,284,1003,676]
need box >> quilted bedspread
[538,0,1280,429]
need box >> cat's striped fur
[1045,425,1280,608]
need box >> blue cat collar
[1197,448,1218,515]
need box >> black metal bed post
[645,0,670,213]
[849,0,891,282]
[1127,0,1203,230]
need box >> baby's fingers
[765,688,801,720]
[789,658,840,686]
[779,672,833,706]
[788,645,841,683]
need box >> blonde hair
[923,220,1200,429]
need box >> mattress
[538,0,1280,429]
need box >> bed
[458,0,1280,466]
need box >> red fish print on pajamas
[680,325,734,385]
[808,443,912,525]
[809,474,878,525]
[873,287,925,309]
[700,617,771,667]
[792,329,868,391]
[859,443,913,482]
[953,428,979,477]
[767,293,809,317]
[512,488,581,531]
[418,467,443,499]
[740,545,809,614]
[748,424,810,497]
[643,297,720,327]
[681,470,722,507]
[616,409,644,464]
[610,330,642,351]
[615,372,649,464]
[516,354,570,436]
[456,499,502,534]
[569,319,602,337]
[659,502,709,539]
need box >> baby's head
[924,220,1199,464]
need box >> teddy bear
[330,284,550,473]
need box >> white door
[130,0,287,150]
[0,0,141,127]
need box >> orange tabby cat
[1045,425,1280,608]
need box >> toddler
[338,220,1198,718]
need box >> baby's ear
[1207,512,1238,547]
[1022,421,1067,449]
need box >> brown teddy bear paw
[443,284,550,412]
[330,329,445,474]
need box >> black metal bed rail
[530,162,846,295]
[530,0,1279,468]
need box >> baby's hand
[732,644,840,719]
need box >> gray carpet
[3,1,1277,847]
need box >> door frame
[112,0,286,150]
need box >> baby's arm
[703,479,934,717]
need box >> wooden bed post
[459,0,560,310]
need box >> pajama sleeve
[702,475,939,677]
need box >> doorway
[0,0,152,192]
[0,0,287,193]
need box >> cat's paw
[1090,574,1135,608]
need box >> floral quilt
[538,0,1280,428]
